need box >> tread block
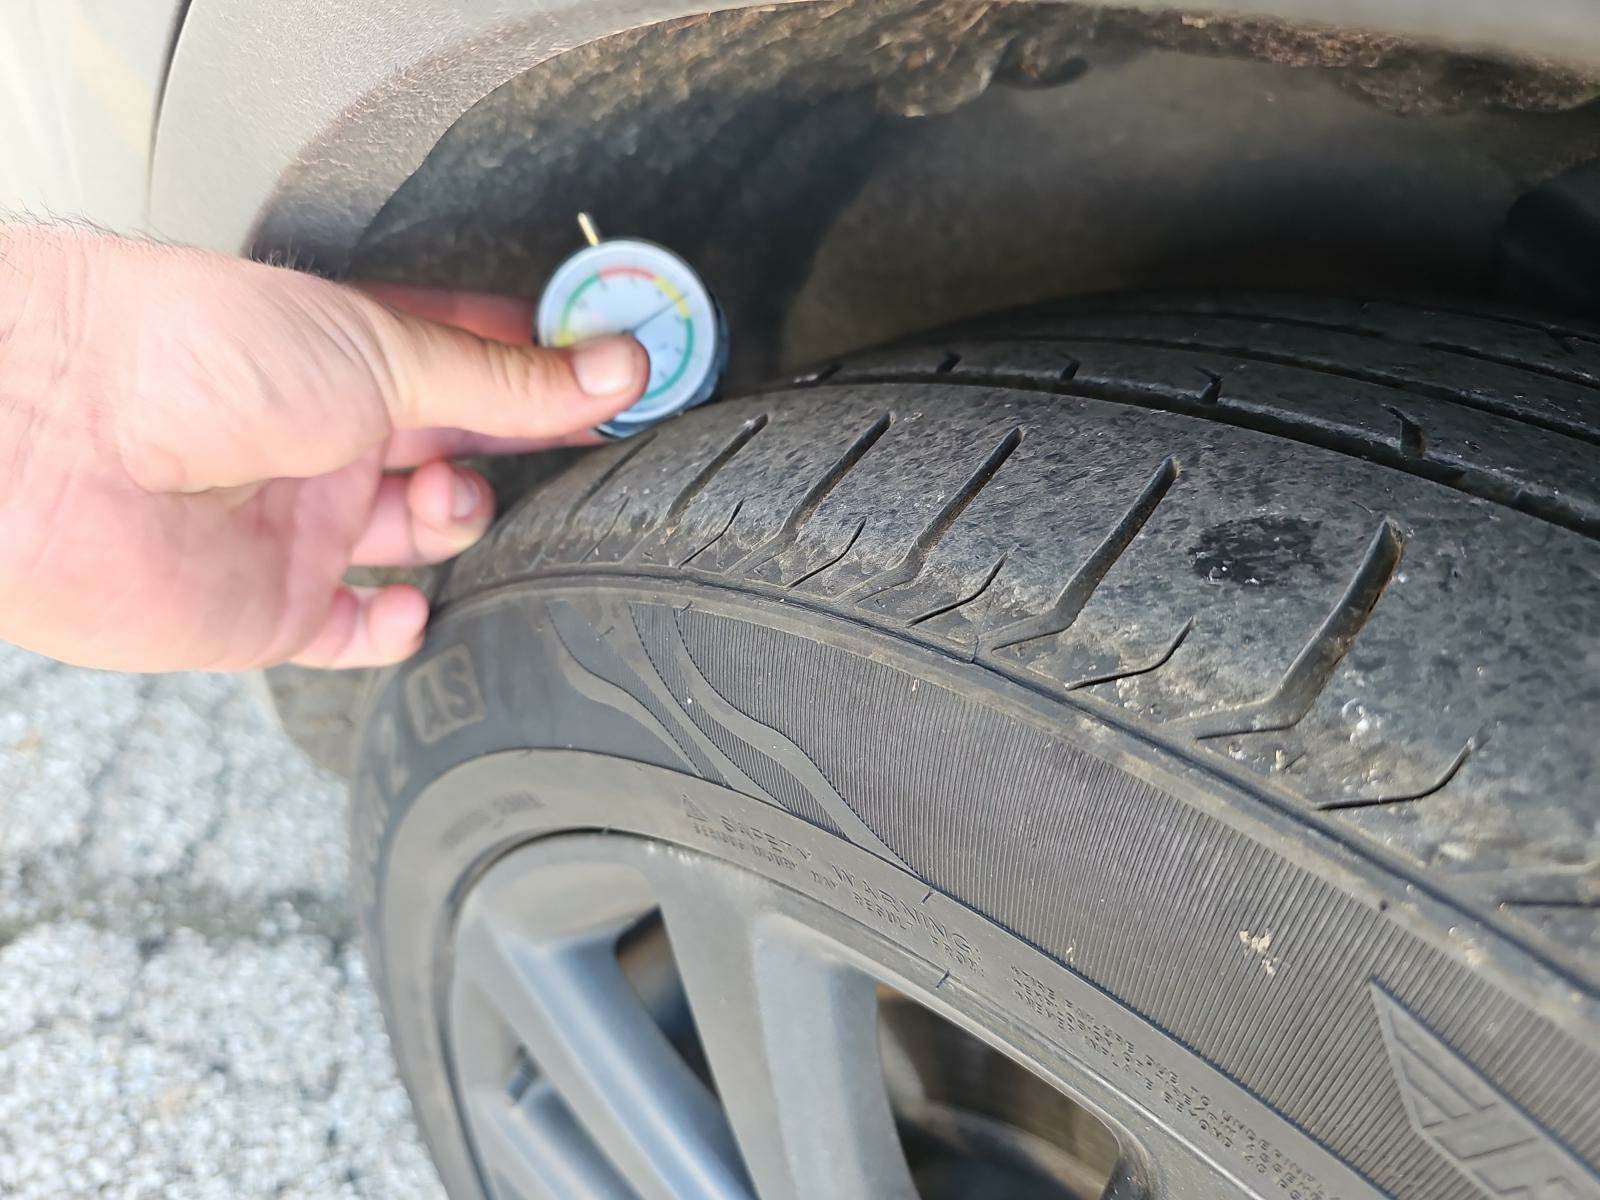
[438,294,1600,991]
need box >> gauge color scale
[536,238,725,438]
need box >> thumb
[358,298,649,438]
[64,232,652,492]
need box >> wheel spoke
[456,912,753,1200]
[465,1078,634,1200]
[652,864,918,1200]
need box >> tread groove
[1414,305,1600,347]
[804,371,1598,538]
[1421,338,1600,390]
[982,456,1179,653]
[1068,618,1195,690]
[1047,330,1600,449]
[1170,518,1405,740]
[1418,303,1600,348]
[1315,737,1477,811]
[678,500,744,567]
[842,426,1024,602]
[535,431,656,564]
[786,518,867,590]
[1087,301,1600,391]
[627,414,769,563]
[730,413,893,574]
[906,554,1008,626]
[581,499,629,562]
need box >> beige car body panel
[7,0,1600,262]
[0,0,183,233]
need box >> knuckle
[488,343,572,405]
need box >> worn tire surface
[355,293,1600,1199]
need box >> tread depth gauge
[536,213,728,438]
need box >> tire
[353,293,1600,1200]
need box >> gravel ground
[0,643,446,1199]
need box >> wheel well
[256,0,1600,382]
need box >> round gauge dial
[536,237,726,437]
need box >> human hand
[0,226,647,672]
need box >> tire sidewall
[356,576,1570,1200]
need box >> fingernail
[451,469,480,520]
[572,335,642,397]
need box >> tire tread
[444,294,1600,991]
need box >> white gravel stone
[0,658,147,857]
[0,644,445,1199]
[189,691,350,903]
[0,921,142,1041]
[86,676,232,881]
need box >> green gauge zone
[537,237,726,438]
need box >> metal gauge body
[536,235,727,438]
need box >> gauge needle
[629,298,682,334]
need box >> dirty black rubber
[355,292,1600,1200]
[1500,160,1600,319]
